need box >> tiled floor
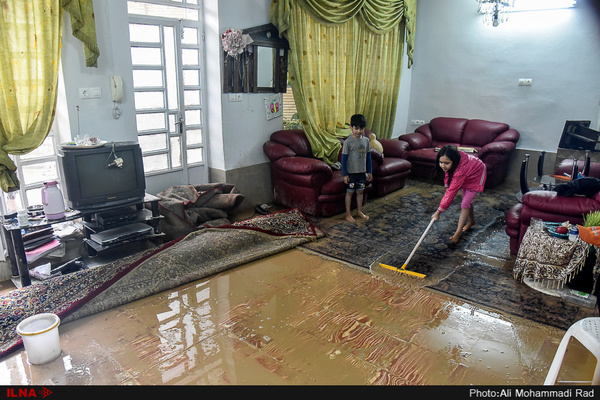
[0,247,596,385]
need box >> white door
[128,3,207,186]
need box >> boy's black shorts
[346,173,367,192]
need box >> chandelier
[477,0,515,27]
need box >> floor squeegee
[379,217,435,279]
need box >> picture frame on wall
[264,93,283,120]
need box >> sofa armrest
[274,156,333,177]
[492,129,520,144]
[397,132,431,150]
[522,190,600,217]
[370,149,384,164]
[380,138,408,159]
[264,141,296,161]
[478,141,516,158]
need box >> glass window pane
[26,188,43,208]
[182,27,198,45]
[164,27,179,110]
[127,2,199,21]
[183,70,199,86]
[3,191,23,214]
[21,161,58,185]
[131,47,162,66]
[143,154,169,172]
[136,113,166,132]
[129,23,160,43]
[187,148,203,164]
[171,137,181,168]
[186,129,202,145]
[134,91,165,110]
[184,90,200,106]
[168,114,177,133]
[184,109,201,126]
[182,49,199,66]
[133,70,163,88]
[20,136,56,159]
[138,133,167,152]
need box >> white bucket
[16,313,61,365]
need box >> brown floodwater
[0,248,595,385]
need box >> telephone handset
[110,75,123,102]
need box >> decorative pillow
[369,133,384,154]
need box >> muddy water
[0,249,595,385]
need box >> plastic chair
[544,317,600,385]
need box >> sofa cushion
[374,158,412,176]
[404,148,442,164]
[462,119,510,147]
[429,117,468,145]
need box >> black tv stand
[2,193,163,287]
[81,194,163,256]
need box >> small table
[513,226,588,290]
[533,174,571,191]
[2,210,82,287]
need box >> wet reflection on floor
[0,249,596,385]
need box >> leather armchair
[397,117,520,188]
[263,129,412,216]
[506,159,600,254]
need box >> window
[128,0,206,178]
[0,127,62,215]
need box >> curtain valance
[272,0,415,66]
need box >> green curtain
[0,0,98,193]
[61,0,100,68]
[270,0,416,164]
[0,0,64,192]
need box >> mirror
[256,47,274,88]
[222,24,288,93]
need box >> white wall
[59,0,600,188]
[398,0,600,151]
[59,1,282,195]
[216,0,286,171]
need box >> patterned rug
[301,180,597,330]
[0,209,323,359]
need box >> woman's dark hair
[434,145,461,185]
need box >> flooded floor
[0,248,596,385]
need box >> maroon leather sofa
[263,129,412,216]
[397,117,520,188]
[505,159,600,254]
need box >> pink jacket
[438,151,486,212]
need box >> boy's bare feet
[357,212,369,220]
[345,214,356,222]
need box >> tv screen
[58,142,146,212]
[558,120,598,151]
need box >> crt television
[558,120,599,151]
[58,141,146,212]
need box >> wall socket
[411,119,425,125]
[79,87,102,99]
[228,93,243,102]
[518,78,533,86]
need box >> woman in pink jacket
[432,145,487,244]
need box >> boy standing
[341,114,373,222]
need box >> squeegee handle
[403,218,435,267]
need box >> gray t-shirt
[342,135,370,174]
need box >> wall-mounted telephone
[110,75,123,102]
